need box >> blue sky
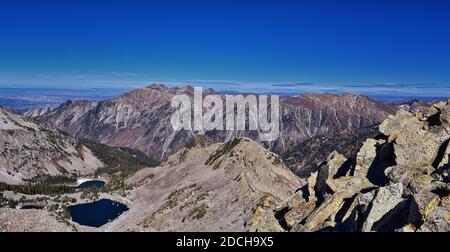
[0,0,450,98]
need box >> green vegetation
[47,204,59,211]
[58,206,71,219]
[179,191,209,211]
[142,184,202,227]
[80,139,159,171]
[0,192,7,207]
[55,195,77,204]
[79,139,160,190]
[163,184,199,210]
[0,182,76,195]
[183,203,209,222]
[184,135,212,149]
[80,187,100,201]
[23,175,76,185]
[205,138,241,165]
[0,175,77,195]
[0,140,160,195]
[272,156,282,166]
[8,199,18,208]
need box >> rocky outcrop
[279,100,450,232]
[361,183,404,232]
[327,151,348,179]
[326,176,374,198]
[303,193,345,230]
[380,110,447,167]
[26,84,392,160]
[353,138,379,177]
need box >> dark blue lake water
[68,199,128,227]
[77,180,105,189]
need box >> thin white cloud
[2,75,449,98]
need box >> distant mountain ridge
[25,84,394,161]
[0,107,103,184]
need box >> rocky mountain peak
[146,83,168,91]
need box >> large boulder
[359,190,378,212]
[409,174,434,194]
[418,207,450,232]
[362,183,404,232]
[417,184,450,232]
[248,207,285,232]
[276,190,305,210]
[332,190,377,232]
[290,223,310,232]
[303,193,345,231]
[320,188,379,232]
[440,104,450,125]
[284,200,316,228]
[384,165,434,189]
[409,190,440,224]
[394,129,446,167]
[315,164,330,202]
[425,101,446,119]
[274,190,317,228]
[326,176,375,198]
[327,151,348,178]
[353,138,378,177]
[380,109,449,167]
[379,109,424,138]
[306,171,318,200]
[247,195,286,232]
[437,140,450,171]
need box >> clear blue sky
[1,0,450,98]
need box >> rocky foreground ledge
[254,100,450,232]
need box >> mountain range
[26,84,394,169]
[1,84,448,232]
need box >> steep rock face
[379,110,447,167]
[0,107,104,184]
[106,137,302,232]
[26,84,393,160]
